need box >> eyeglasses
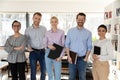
[98,30,106,32]
[13,25,20,27]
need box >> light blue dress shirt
[65,27,92,56]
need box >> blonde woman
[44,16,65,80]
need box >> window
[29,12,104,40]
[0,13,26,46]
[0,12,104,46]
[29,13,77,34]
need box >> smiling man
[65,12,92,80]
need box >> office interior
[0,0,120,80]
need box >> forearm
[14,46,25,51]
[85,50,91,60]
[66,48,70,57]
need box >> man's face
[33,14,41,26]
[76,15,85,27]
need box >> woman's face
[98,27,107,38]
[50,18,58,28]
[12,22,21,33]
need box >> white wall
[0,0,115,12]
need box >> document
[48,43,64,59]
[69,50,77,64]
[93,46,101,55]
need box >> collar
[76,26,84,30]
[32,24,40,29]
[50,29,59,33]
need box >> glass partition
[0,13,26,46]
[0,12,104,46]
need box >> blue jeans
[29,50,46,80]
[45,49,61,80]
[69,57,87,80]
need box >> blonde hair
[50,16,58,22]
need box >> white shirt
[92,39,114,61]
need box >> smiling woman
[4,20,27,80]
[0,12,104,46]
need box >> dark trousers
[29,50,46,80]
[9,62,26,80]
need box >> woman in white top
[92,24,113,80]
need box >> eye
[13,25,20,27]
[98,30,106,32]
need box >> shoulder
[58,29,64,33]
[84,28,92,34]
[21,34,27,38]
[46,30,51,34]
[68,27,76,33]
[8,35,13,39]
[19,34,27,40]
[105,39,112,44]
[6,35,14,42]
[25,26,33,33]
[93,40,99,45]
[66,27,76,36]
[40,25,46,30]
[26,26,33,30]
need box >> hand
[55,57,62,62]
[92,54,99,60]
[48,45,56,50]
[83,57,88,62]
[67,56,72,64]
[14,46,24,50]
[27,47,33,52]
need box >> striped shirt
[25,25,46,49]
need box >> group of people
[4,12,114,80]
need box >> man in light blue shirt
[65,12,92,80]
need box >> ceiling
[0,0,116,12]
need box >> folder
[48,43,64,59]
[69,51,77,64]
[93,46,101,55]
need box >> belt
[77,56,86,59]
[32,48,45,52]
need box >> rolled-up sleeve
[87,32,92,51]
[65,31,70,48]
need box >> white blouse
[92,39,114,61]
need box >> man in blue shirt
[65,12,92,80]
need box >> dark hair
[12,20,21,27]
[33,12,42,17]
[76,12,86,19]
[98,24,107,32]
